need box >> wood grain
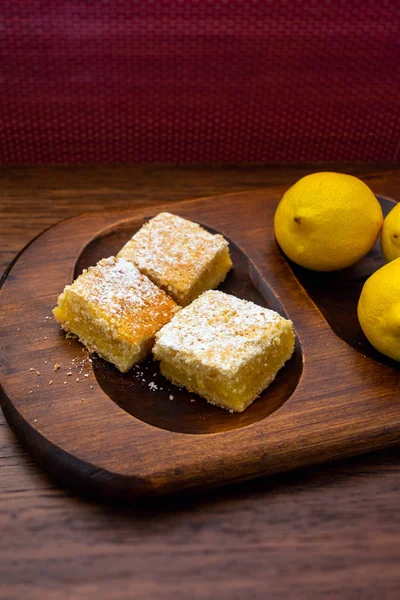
[1,163,400,598]
[2,189,400,501]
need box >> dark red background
[1,1,399,163]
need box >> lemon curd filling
[153,290,295,413]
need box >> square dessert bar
[53,257,178,373]
[153,291,295,413]
[117,212,232,306]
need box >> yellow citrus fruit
[358,258,400,360]
[380,202,400,262]
[274,172,383,271]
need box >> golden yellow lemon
[380,202,400,262]
[274,172,383,271]
[358,258,400,360]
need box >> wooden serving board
[1,190,399,501]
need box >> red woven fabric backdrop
[1,1,399,163]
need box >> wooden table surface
[1,163,400,599]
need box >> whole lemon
[381,202,400,262]
[274,172,383,270]
[358,258,400,360]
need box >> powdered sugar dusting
[72,257,166,318]
[117,212,230,300]
[154,290,293,371]
[62,257,177,336]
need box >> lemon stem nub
[294,217,301,224]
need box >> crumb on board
[190,398,195,403]
[90,385,93,389]
[36,371,40,376]
[28,390,32,394]
[76,378,80,382]
[64,381,67,384]
[34,418,37,423]
[29,367,35,371]
[66,372,72,376]
[49,380,53,385]
[44,361,48,364]
[54,363,61,371]
[169,395,174,400]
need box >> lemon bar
[53,257,178,373]
[117,212,232,306]
[153,291,295,412]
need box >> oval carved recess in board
[74,220,303,435]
